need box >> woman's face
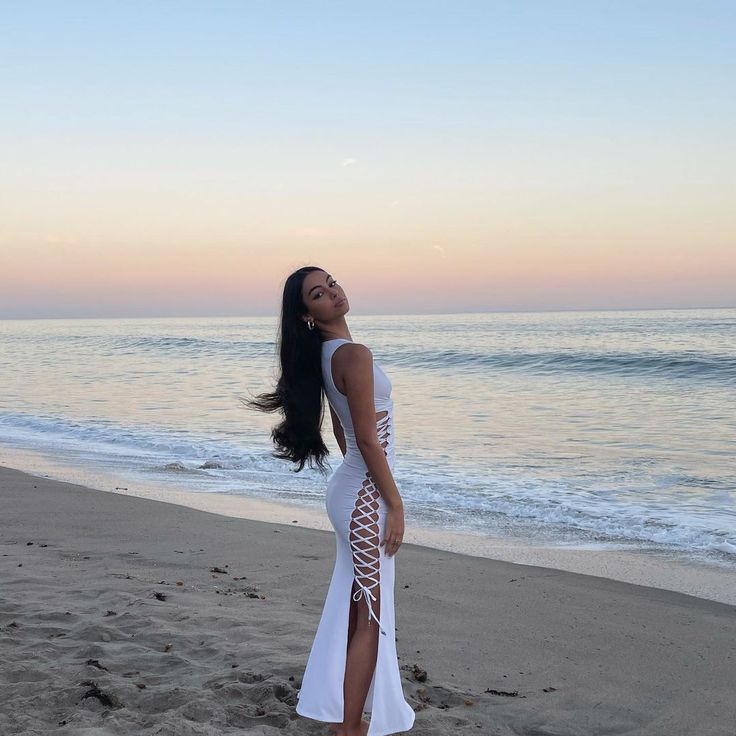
[301,270,349,325]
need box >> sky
[1,0,734,318]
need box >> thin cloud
[433,245,447,258]
[341,158,357,167]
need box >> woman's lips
[335,297,347,307]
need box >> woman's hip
[326,466,389,529]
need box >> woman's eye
[314,280,337,298]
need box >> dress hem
[296,705,416,736]
[294,705,342,723]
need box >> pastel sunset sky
[1,1,734,318]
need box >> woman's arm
[341,344,403,511]
[329,403,347,456]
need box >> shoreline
[1,449,735,607]
[1,463,735,735]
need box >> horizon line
[1,304,734,321]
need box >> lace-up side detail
[376,410,391,450]
[348,410,392,636]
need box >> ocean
[1,308,735,574]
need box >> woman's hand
[380,504,405,557]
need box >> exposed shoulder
[333,341,372,366]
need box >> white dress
[295,338,415,735]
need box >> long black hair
[242,266,330,473]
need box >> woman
[246,266,415,736]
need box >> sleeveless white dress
[295,338,415,735]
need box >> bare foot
[329,719,369,736]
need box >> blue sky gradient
[1,1,734,317]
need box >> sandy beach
[1,463,735,735]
